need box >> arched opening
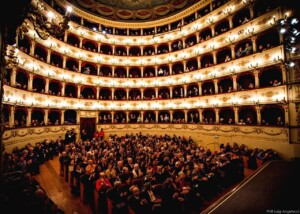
[67,33,80,47]
[32,75,45,93]
[114,111,126,123]
[239,106,257,125]
[261,105,285,126]
[66,57,79,72]
[31,108,44,126]
[49,80,62,96]
[99,88,111,100]
[50,51,63,67]
[65,83,77,97]
[114,89,126,100]
[202,109,215,124]
[219,108,235,124]
[202,81,215,95]
[34,44,47,62]
[259,66,282,87]
[99,111,112,123]
[80,86,96,99]
[48,109,61,125]
[64,110,77,124]
[173,110,185,123]
[218,77,233,93]
[14,107,27,127]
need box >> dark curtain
[80,118,96,141]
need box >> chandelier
[20,0,72,40]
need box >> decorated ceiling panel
[67,0,198,21]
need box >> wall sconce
[227,68,236,74]
[225,36,236,44]
[212,103,218,107]
[276,97,287,104]
[273,55,283,63]
[206,17,214,24]
[223,7,233,15]
[208,44,215,50]
[245,27,255,35]
[248,62,259,70]
[21,0,72,40]
[210,73,217,79]
[252,99,260,105]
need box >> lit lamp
[21,1,72,40]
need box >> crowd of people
[1,130,280,214]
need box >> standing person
[99,128,105,140]
[96,172,112,214]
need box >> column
[183,61,187,72]
[232,75,237,91]
[45,78,49,93]
[284,105,289,125]
[44,109,49,125]
[155,88,158,98]
[141,88,144,100]
[10,67,16,86]
[155,111,159,123]
[184,110,188,123]
[155,66,158,77]
[78,61,82,73]
[198,108,203,124]
[168,64,172,75]
[96,86,100,99]
[281,64,287,84]
[62,55,67,69]
[197,57,201,69]
[126,111,129,123]
[30,41,35,56]
[228,16,233,29]
[27,108,32,126]
[214,79,218,94]
[126,66,129,78]
[234,107,238,124]
[169,87,173,98]
[169,111,173,123]
[79,38,83,49]
[249,6,254,19]
[254,70,259,88]
[77,85,81,98]
[183,85,187,97]
[61,110,65,124]
[212,51,217,65]
[61,82,65,96]
[76,111,80,124]
[251,36,257,53]
[97,64,100,76]
[126,88,129,99]
[111,112,114,123]
[28,73,33,91]
[111,88,115,100]
[198,82,202,96]
[215,108,219,124]
[47,50,51,64]
[141,111,144,122]
[255,105,261,125]
[230,44,235,59]
[9,106,15,127]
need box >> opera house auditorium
[0,0,299,213]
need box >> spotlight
[290,17,299,25]
[93,27,97,31]
[280,28,287,34]
[287,36,296,43]
[291,47,298,53]
[278,18,286,26]
[291,28,300,36]
[286,61,295,67]
[102,30,106,34]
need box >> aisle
[35,156,93,214]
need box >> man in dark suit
[128,186,152,214]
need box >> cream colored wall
[3,125,79,153]
[3,124,295,161]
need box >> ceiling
[67,0,199,21]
